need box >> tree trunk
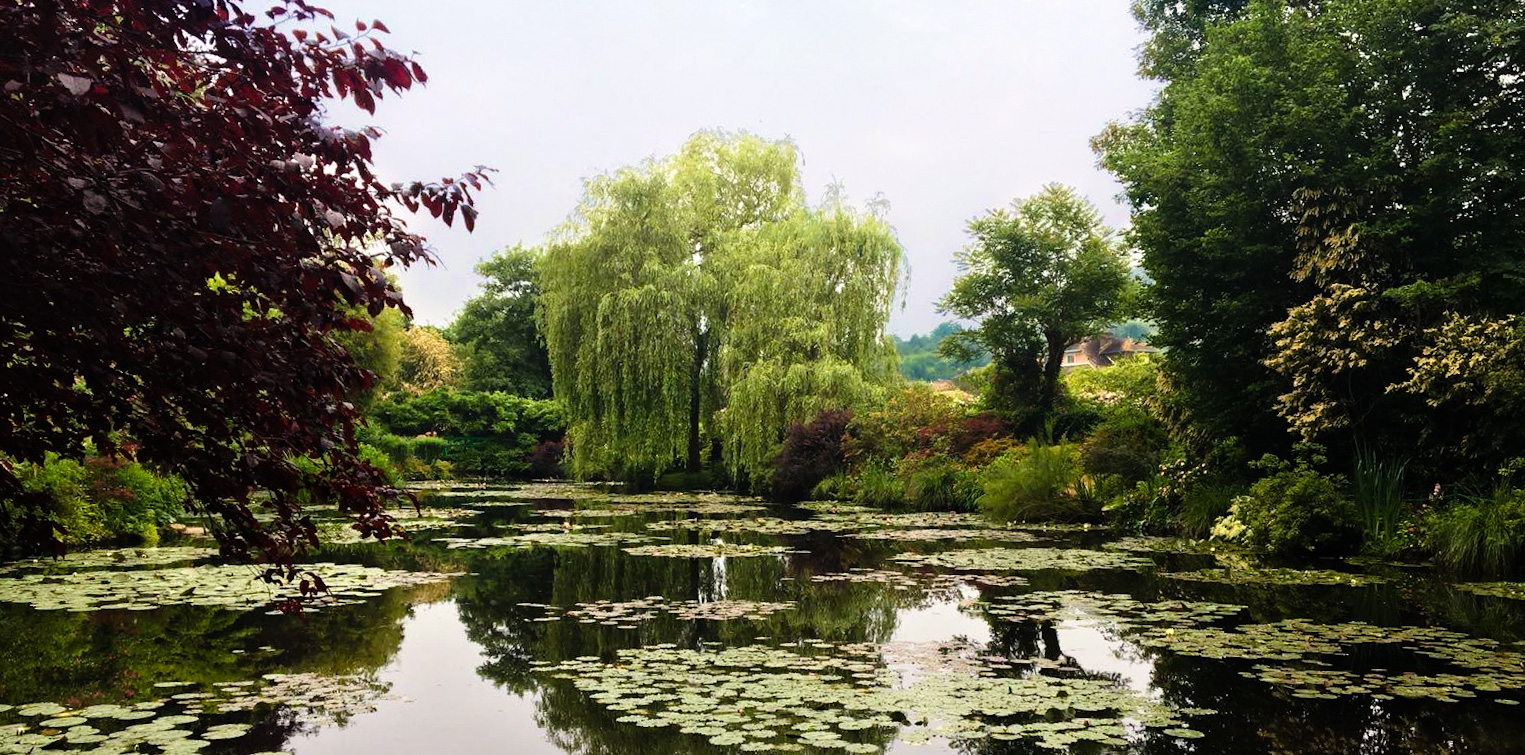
[686,329,708,474]
[1039,332,1067,421]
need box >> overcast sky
[316,1,1158,337]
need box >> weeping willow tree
[720,200,903,480]
[537,131,902,482]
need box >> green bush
[811,473,848,501]
[363,391,568,480]
[977,444,1096,523]
[849,466,905,509]
[1078,414,1170,484]
[899,454,980,512]
[1425,486,1525,579]
[1212,463,1358,556]
[409,436,451,463]
[1176,482,1237,539]
[8,454,186,549]
[356,444,403,486]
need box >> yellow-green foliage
[539,131,902,482]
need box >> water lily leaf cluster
[1454,582,1525,601]
[0,672,386,754]
[890,547,1154,573]
[1161,566,1388,587]
[535,508,631,519]
[622,543,797,559]
[507,522,612,533]
[1140,618,1525,703]
[526,597,797,627]
[805,568,1029,592]
[846,528,1040,543]
[1105,536,1226,554]
[815,511,991,530]
[979,591,1245,629]
[0,547,217,575]
[534,641,1197,751]
[319,508,474,543]
[646,517,863,536]
[438,531,664,550]
[0,563,455,612]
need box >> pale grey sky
[318,1,1157,337]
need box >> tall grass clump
[977,444,1095,523]
[1177,483,1237,539]
[900,454,981,512]
[850,466,905,509]
[1427,486,1525,579]
[1353,446,1408,555]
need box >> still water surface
[3,482,1524,754]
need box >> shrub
[527,439,566,479]
[850,466,905,509]
[772,409,852,503]
[947,413,1010,459]
[8,454,186,549]
[1425,486,1525,578]
[899,453,980,512]
[1176,483,1237,539]
[1079,415,1170,484]
[811,473,848,501]
[655,470,718,491]
[961,436,1023,467]
[1212,462,1358,556]
[845,385,966,463]
[410,436,451,463]
[358,428,414,468]
[978,444,1096,523]
[357,444,403,486]
[368,389,568,479]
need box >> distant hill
[894,323,989,382]
[894,320,1158,382]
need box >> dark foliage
[526,440,567,480]
[947,413,1010,459]
[0,0,487,573]
[772,409,852,503]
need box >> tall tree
[446,246,553,398]
[1099,0,1525,472]
[390,326,464,396]
[938,185,1132,424]
[720,199,903,480]
[538,132,902,482]
[0,0,485,568]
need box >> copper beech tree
[0,0,488,583]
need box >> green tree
[538,131,902,482]
[446,246,553,398]
[335,307,405,411]
[719,200,903,480]
[937,185,1132,424]
[1098,0,1525,474]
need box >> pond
[3,482,1524,754]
